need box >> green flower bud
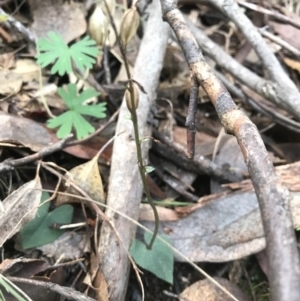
[88,4,109,48]
[125,84,139,113]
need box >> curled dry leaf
[0,112,54,152]
[0,258,48,278]
[0,176,42,247]
[56,156,105,206]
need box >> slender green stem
[104,1,159,249]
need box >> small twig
[185,84,198,159]
[0,135,73,173]
[152,161,199,202]
[259,27,300,57]
[216,71,300,134]
[44,258,85,271]
[7,277,96,301]
[237,0,300,30]
[0,8,36,43]
[72,64,108,98]
[152,130,244,183]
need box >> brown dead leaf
[0,71,23,95]
[139,190,300,262]
[12,59,40,82]
[179,277,250,301]
[270,17,300,51]
[0,176,42,247]
[0,258,48,278]
[63,136,112,160]
[93,270,109,301]
[56,156,105,206]
[223,161,300,192]
[29,0,87,43]
[0,112,54,151]
[211,135,247,193]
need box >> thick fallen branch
[97,1,170,300]
[160,1,300,301]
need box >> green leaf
[36,32,99,76]
[47,83,107,139]
[130,232,174,284]
[145,166,155,174]
[18,192,74,249]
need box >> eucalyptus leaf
[18,192,73,250]
[130,232,174,284]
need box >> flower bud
[120,7,140,46]
[88,4,109,48]
[125,84,139,113]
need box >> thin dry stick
[237,0,300,30]
[215,71,300,134]
[152,130,243,182]
[159,1,300,301]
[0,135,73,173]
[7,277,96,301]
[259,27,300,57]
[0,8,36,43]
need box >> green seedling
[36,31,99,76]
[36,32,106,139]
[47,84,106,139]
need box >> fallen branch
[0,135,73,173]
[97,1,170,300]
[160,1,300,300]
